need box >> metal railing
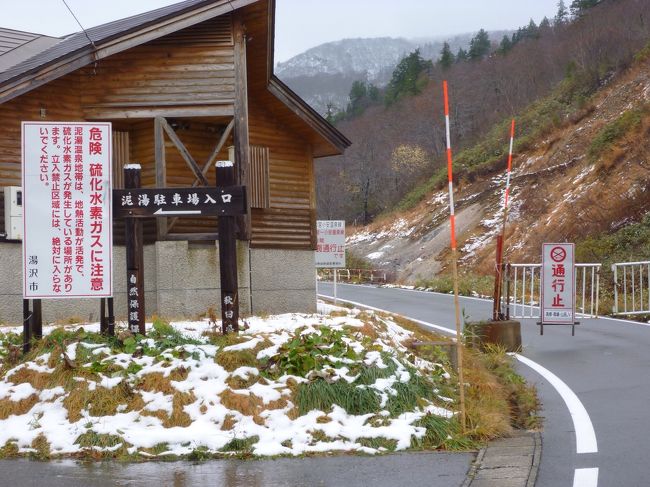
[319,268,388,284]
[507,263,601,319]
[612,261,650,315]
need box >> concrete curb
[464,431,541,487]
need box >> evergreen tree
[497,35,513,55]
[570,0,600,17]
[539,16,552,31]
[438,42,455,69]
[367,83,380,102]
[526,19,540,39]
[346,80,368,117]
[468,29,491,60]
[384,49,431,104]
[555,0,568,24]
[456,47,468,62]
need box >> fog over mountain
[275,31,511,114]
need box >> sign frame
[541,242,576,328]
[315,220,346,269]
[22,121,113,300]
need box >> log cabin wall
[78,16,234,111]
[0,73,83,236]
[248,103,315,250]
[0,5,324,251]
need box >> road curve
[318,282,650,487]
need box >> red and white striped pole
[493,119,516,320]
[503,119,516,213]
[443,80,466,430]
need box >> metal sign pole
[334,268,338,305]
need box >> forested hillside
[318,0,650,226]
[338,0,650,282]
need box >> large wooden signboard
[22,122,113,299]
[541,243,575,325]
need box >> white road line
[573,468,599,487]
[319,290,599,456]
[327,282,648,326]
[514,353,598,454]
[320,286,601,485]
[316,294,457,337]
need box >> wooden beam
[198,119,234,187]
[167,118,234,232]
[83,104,234,120]
[154,117,168,240]
[161,232,218,242]
[233,15,251,241]
[159,117,210,186]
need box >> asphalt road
[319,282,650,487]
[0,452,473,487]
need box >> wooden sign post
[216,161,239,334]
[113,161,247,336]
[123,165,146,335]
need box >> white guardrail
[508,263,601,320]
[612,261,650,315]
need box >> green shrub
[588,107,647,162]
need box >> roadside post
[123,165,145,335]
[539,243,577,335]
[442,81,467,431]
[493,119,516,320]
[113,161,247,335]
[22,122,113,351]
[315,220,346,305]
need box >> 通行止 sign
[541,242,575,324]
[315,220,345,268]
[22,122,113,299]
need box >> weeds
[588,106,647,163]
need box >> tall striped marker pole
[443,81,466,431]
[493,119,516,320]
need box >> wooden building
[0,0,350,323]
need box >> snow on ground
[347,218,416,246]
[0,308,455,459]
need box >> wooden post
[505,263,511,321]
[124,165,146,335]
[32,299,42,340]
[154,117,168,240]
[233,16,251,241]
[100,298,106,334]
[216,160,239,334]
[22,299,31,354]
[107,297,115,336]
[493,235,504,321]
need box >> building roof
[0,28,59,72]
[0,0,349,154]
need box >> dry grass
[463,348,513,440]
[166,392,195,428]
[219,390,288,426]
[139,391,195,428]
[64,382,143,422]
[138,373,176,395]
[31,433,51,460]
[215,350,258,372]
[0,395,39,420]
[226,374,259,389]
[6,367,52,390]
[221,413,237,431]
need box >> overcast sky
[4,0,560,62]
